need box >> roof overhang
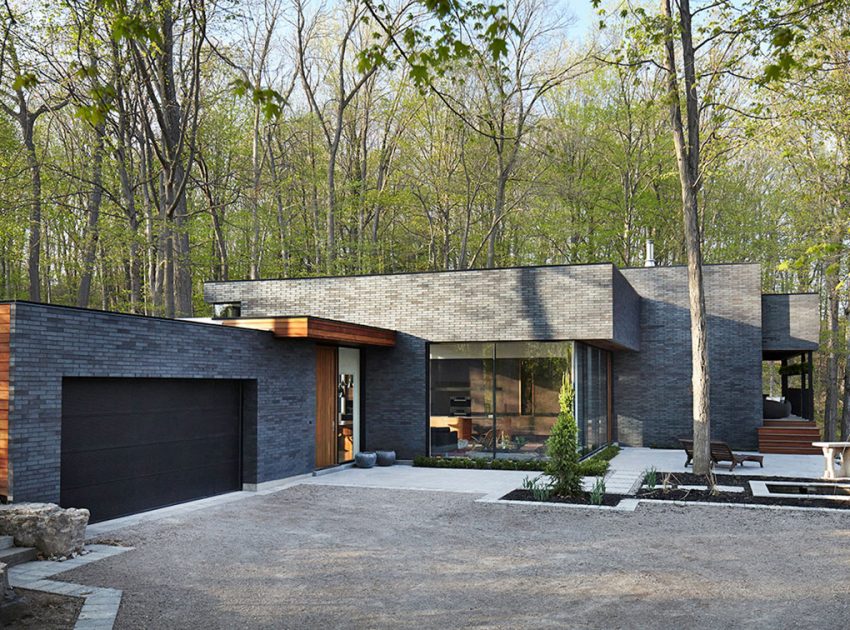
[220,316,396,347]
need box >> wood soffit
[220,316,396,347]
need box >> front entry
[315,346,361,468]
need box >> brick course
[206,262,771,451]
[616,265,764,448]
[8,302,315,502]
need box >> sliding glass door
[429,341,610,459]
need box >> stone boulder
[0,503,89,557]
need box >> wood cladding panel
[0,304,9,498]
[315,346,337,468]
[222,316,395,347]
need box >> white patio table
[812,442,850,479]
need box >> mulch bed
[501,472,850,510]
[501,489,626,507]
[637,471,850,510]
[0,588,82,629]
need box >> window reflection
[429,341,608,459]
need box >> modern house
[0,262,819,522]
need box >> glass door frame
[336,346,361,464]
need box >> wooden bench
[679,439,764,471]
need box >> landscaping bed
[413,444,620,476]
[499,470,850,510]
[0,589,82,629]
[501,488,626,507]
[636,471,850,510]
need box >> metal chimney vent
[644,240,656,267]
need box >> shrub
[545,373,583,497]
[577,458,609,477]
[412,455,546,471]
[594,444,621,462]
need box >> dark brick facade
[5,263,820,506]
[762,293,820,354]
[615,265,764,448]
[8,302,316,502]
[207,262,782,451]
[205,264,641,350]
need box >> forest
[0,0,847,435]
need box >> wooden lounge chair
[710,441,764,471]
[678,438,764,471]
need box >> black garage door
[61,378,242,522]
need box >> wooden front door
[315,346,338,468]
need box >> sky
[563,0,597,38]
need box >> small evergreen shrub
[545,373,583,497]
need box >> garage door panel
[61,465,237,523]
[62,418,240,453]
[61,378,242,522]
[61,437,240,490]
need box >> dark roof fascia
[206,261,767,287]
[203,261,618,286]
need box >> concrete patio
[609,446,826,479]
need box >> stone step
[0,535,13,550]
[0,544,37,567]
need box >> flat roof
[219,316,396,347]
[203,261,762,286]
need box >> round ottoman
[376,450,396,466]
[355,451,377,468]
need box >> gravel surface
[55,484,850,629]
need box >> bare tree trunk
[841,303,850,439]
[250,104,262,279]
[824,269,840,441]
[22,118,41,302]
[487,171,508,268]
[77,120,106,307]
[267,130,289,276]
[662,0,711,474]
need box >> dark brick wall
[205,264,640,350]
[762,294,820,353]
[612,268,641,351]
[206,264,645,458]
[8,302,316,502]
[206,263,772,453]
[362,334,427,459]
[615,264,764,449]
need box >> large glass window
[429,341,609,460]
[575,343,610,454]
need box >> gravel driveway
[56,484,850,629]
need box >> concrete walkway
[610,447,825,479]
[303,465,536,500]
[9,544,132,630]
